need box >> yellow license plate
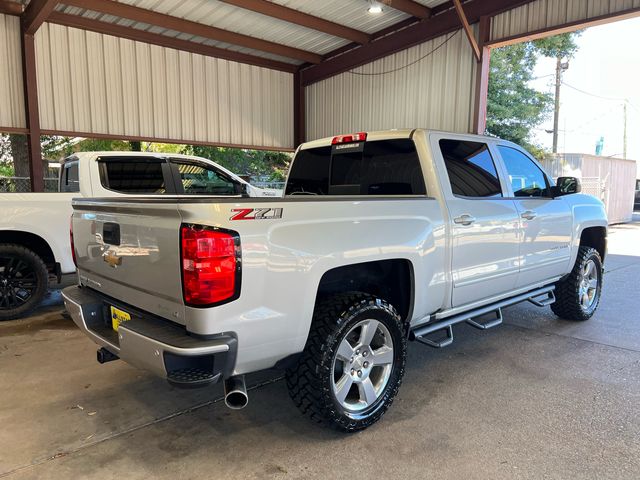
[110,306,131,331]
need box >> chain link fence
[579,176,605,200]
[0,176,59,193]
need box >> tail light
[180,224,241,306]
[332,132,367,144]
[70,215,77,267]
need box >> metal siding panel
[217,59,231,144]
[119,38,140,136]
[67,28,91,132]
[84,30,107,133]
[149,44,168,139]
[50,24,74,131]
[492,0,639,40]
[164,48,182,139]
[179,50,195,141]
[135,42,154,137]
[0,14,25,129]
[102,35,125,135]
[34,24,55,132]
[305,31,475,141]
[204,57,219,143]
[32,21,292,148]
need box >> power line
[561,81,627,102]
[346,30,459,76]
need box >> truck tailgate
[72,199,186,323]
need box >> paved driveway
[1,217,639,479]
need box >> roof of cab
[298,128,502,151]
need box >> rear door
[495,145,573,288]
[432,135,520,307]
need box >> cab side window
[61,161,79,192]
[498,146,550,198]
[171,161,239,195]
[439,139,502,198]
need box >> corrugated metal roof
[51,0,451,65]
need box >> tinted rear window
[285,139,426,196]
[99,159,166,194]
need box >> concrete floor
[1,216,639,480]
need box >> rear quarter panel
[179,197,446,374]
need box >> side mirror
[553,176,581,197]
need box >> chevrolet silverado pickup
[63,129,608,432]
[0,152,279,320]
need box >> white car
[63,130,608,431]
[0,151,280,319]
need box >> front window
[498,146,550,198]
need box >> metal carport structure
[1,0,639,191]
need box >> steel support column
[293,71,305,148]
[472,15,491,135]
[20,32,44,192]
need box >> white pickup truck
[63,129,608,432]
[0,152,279,320]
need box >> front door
[496,145,573,288]
[435,137,520,308]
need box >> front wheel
[286,293,407,432]
[551,246,603,321]
[0,244,49,321]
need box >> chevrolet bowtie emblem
[103,250,122,268]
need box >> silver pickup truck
[63,129,608,432]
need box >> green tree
[486,33,580,157]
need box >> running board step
[410,285,555,349]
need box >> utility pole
[623,100,628,159]
[552,57,569,154]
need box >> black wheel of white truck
[551,246,602,321]
[0,244,48,321]
[286,293,407,432]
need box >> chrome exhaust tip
[223,375,248,410]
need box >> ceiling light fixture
[368,1,383,14]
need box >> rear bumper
[62,285,236,386]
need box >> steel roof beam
[0,0,23,15]
[383,0,432,19]
[218,0,370,44]
[22,0,57,34]
[48,12,299,73]
[453,0,481,60]
[63,0,323,64]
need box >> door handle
[453,214,476,226]
[521,210,537,220]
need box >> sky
[527,16,640,162]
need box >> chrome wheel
[579,259,599,310]
[331,319,394,412]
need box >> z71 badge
[230,208,283,221]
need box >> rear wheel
[551,246,602,321]
[0,244,48,321]
[286,293,407,432]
